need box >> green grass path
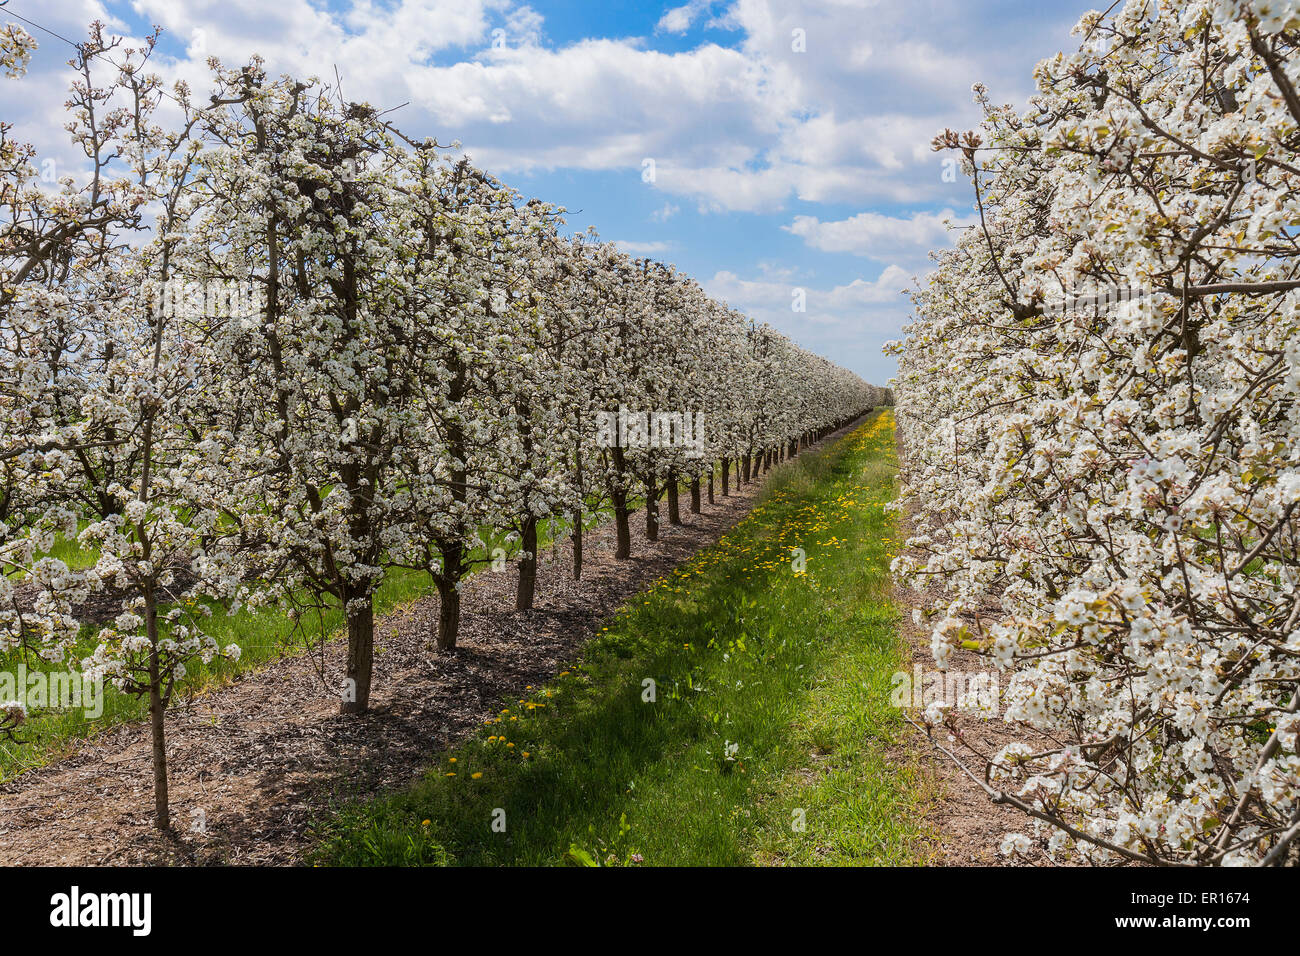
[311,409,934,866]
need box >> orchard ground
[312,409,937,865]
[0,409,1023,866]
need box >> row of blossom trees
[893,0,1300,865]
[0,24,884,828]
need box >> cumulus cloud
[784,209,974,264]
[7,0,1076,214]
[657,1,715,34]
[707,265,912,321]
[704,264,916,382]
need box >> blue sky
[1,0,1087,383]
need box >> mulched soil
[0,425,861,866]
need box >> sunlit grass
[310,410,934,866]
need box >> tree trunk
[721,457,730,496]
[611,447,632,559]
[667,472,682,525]
[517,514,538,610]
[434,542,465,651]
[342,594,374,714]
[613,490,632,559]
[742,454,752,482]
[146,595,169,830]
[436,578,461,651]
[645,478,659,541]
[707,470,715,504]
[690,478,701,513]
[571,508,583,579]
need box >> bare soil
[893,429,1047,866]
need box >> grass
[2,522,102,580]
[309,409,935,866]
[0,507,613,782]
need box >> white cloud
[650,202,680,222]
[784,208,973,263]
[6,0,1078,216]
[704,264,915,383]
[657,1,715,34]
[614,239,674,254]
[706,264,912,327]
[504,4,545,45]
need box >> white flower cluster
[893,0,1300,865]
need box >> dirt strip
[893,429,1047,866]
[895,575,1035,865]
[0,422,865,866]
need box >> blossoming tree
[894,0,1300,865]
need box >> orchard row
[893,1,1300,866]
[0,23,886,828]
